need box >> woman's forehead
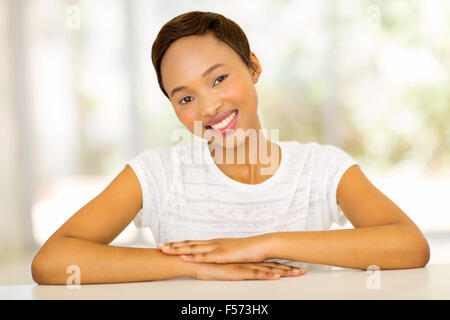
[161,34,238,85]
[163,33,234,67]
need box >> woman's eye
[213,74,228,86]
[179,74,228,105]
[179,96,193,105]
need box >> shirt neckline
[201,139,289,191]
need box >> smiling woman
[31,10,429,285]
[160,32,262,145]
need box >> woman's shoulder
[280,139,322,155]
[286,139,322,147]
[285,140,356,169]
[131,141,204,165]
[131,144,171,161]
[287,139,347,154]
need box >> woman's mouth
[205,109,238,135]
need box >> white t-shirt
[126,139,360,271]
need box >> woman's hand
[194,262,307,281]
[157,236,269,263]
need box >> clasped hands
[157,236,306,280]
[158,237,266,263]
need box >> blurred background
[1,0,450,284]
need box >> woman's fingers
[241,264,305,280]
[258,262,297,270]
[195,263,279,281]
[227,266,281,281]
[248,269,282,280]
[160,240,209,248]
[158,243,212,255]
[195,263,307,281]
[251,263,307,277]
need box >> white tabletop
[1,264,449,300]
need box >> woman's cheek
[176,109,196,131]
[222,81,243,101]
[187,114,199,132]
[224,79,257,108]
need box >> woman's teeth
[211,110,237,130]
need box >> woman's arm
[32,235,307,284]
[261,223,429,270]
[31,165,303,284]
[160,165,430,270]
[31,165,197,284]
[264,165,430,270]
[31,236,197,284]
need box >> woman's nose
[200,96,222,118]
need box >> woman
[31,11,429,285]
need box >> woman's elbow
[31,252,58,285]
[417,238,431,268]
[31,253,46,285]
[401,225,431,269]
[406,236,431,269]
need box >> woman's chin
[206,135,240,150]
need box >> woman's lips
[205,109,237,127]
[206,110,238,136]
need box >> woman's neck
[207,133,281,184]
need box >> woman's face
[160,31,262,148]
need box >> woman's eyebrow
[170,63,225,98]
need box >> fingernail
[273,273,281,277]
[292,269,300,273]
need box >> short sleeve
[316,144,360,228]
[125,148,170,232]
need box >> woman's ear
[249,51,262,83]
